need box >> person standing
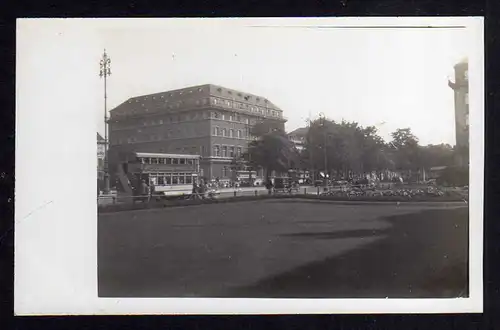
[140,179,149,203]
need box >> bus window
[186,175,192,184]
[165,174,172,184]
[159,158,165,164]
[172,158,179,165]
[172,174,179,184]
[151,158,159,164]
[180,158,186,165]
[178,175,185,184]
[165,158,172,164]
[187,159,194,165]
[158,175,164,185]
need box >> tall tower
[448,58,469,167]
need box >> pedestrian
[140,179,149,203]
[149,180,156,202]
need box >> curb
[98,194,467,214]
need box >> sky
[92,19,472,146]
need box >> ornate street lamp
[99,49,111,194]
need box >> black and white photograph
[15,17,484,315]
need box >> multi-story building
[108,84,286,182]
[448,58,469,167]
[97,132,106,181]
[287,127,308,152]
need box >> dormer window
[237,93,242,97]
[217,88,222,93]
[228,91,232,95]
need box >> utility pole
[99,49,111,194]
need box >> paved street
[98,199,468,298]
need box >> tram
[117,152,201,199]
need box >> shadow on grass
[217,207,469,298]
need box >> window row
[148,172,195,185]
[138,157,196,166]
[212,127,247,138]
[211,98,282,118]
[212,145,243,158]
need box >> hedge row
[98,194,467,214]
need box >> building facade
[108,84,286,182]
[287,127,307,152]
[448,59,469,167]
[97,132,106,181]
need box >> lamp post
[99,49,111,194]
[319,113,328,187]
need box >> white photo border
[14,17,483,315]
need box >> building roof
[109,84,284,119]
[288,127,308,137]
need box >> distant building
[448,58,469,166]
[287,127,308,152]
[108,84,286,182]
[97,132,106,181]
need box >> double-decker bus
[118,152,201,199]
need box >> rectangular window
[214,145,220,157]
[180,158,186,165]
[178,175,185,184]
[165,174,172,184]
[186,175,192,184]
[222,146,227,158]
[222,167,228,177]
[187,159,194,165]
[172,174,178,184]
[172,158,179,165]
[158,176,165,185]
[229,146,235,158]
[237,147,242,156]
[151,158,159,164]
[213,127,219,136]
[229,129,234,138]
[221,128,226,137]
[237,130,242,138]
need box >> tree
[389,128,422,179]
[244,123,298,181]
[229,156,246,182]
